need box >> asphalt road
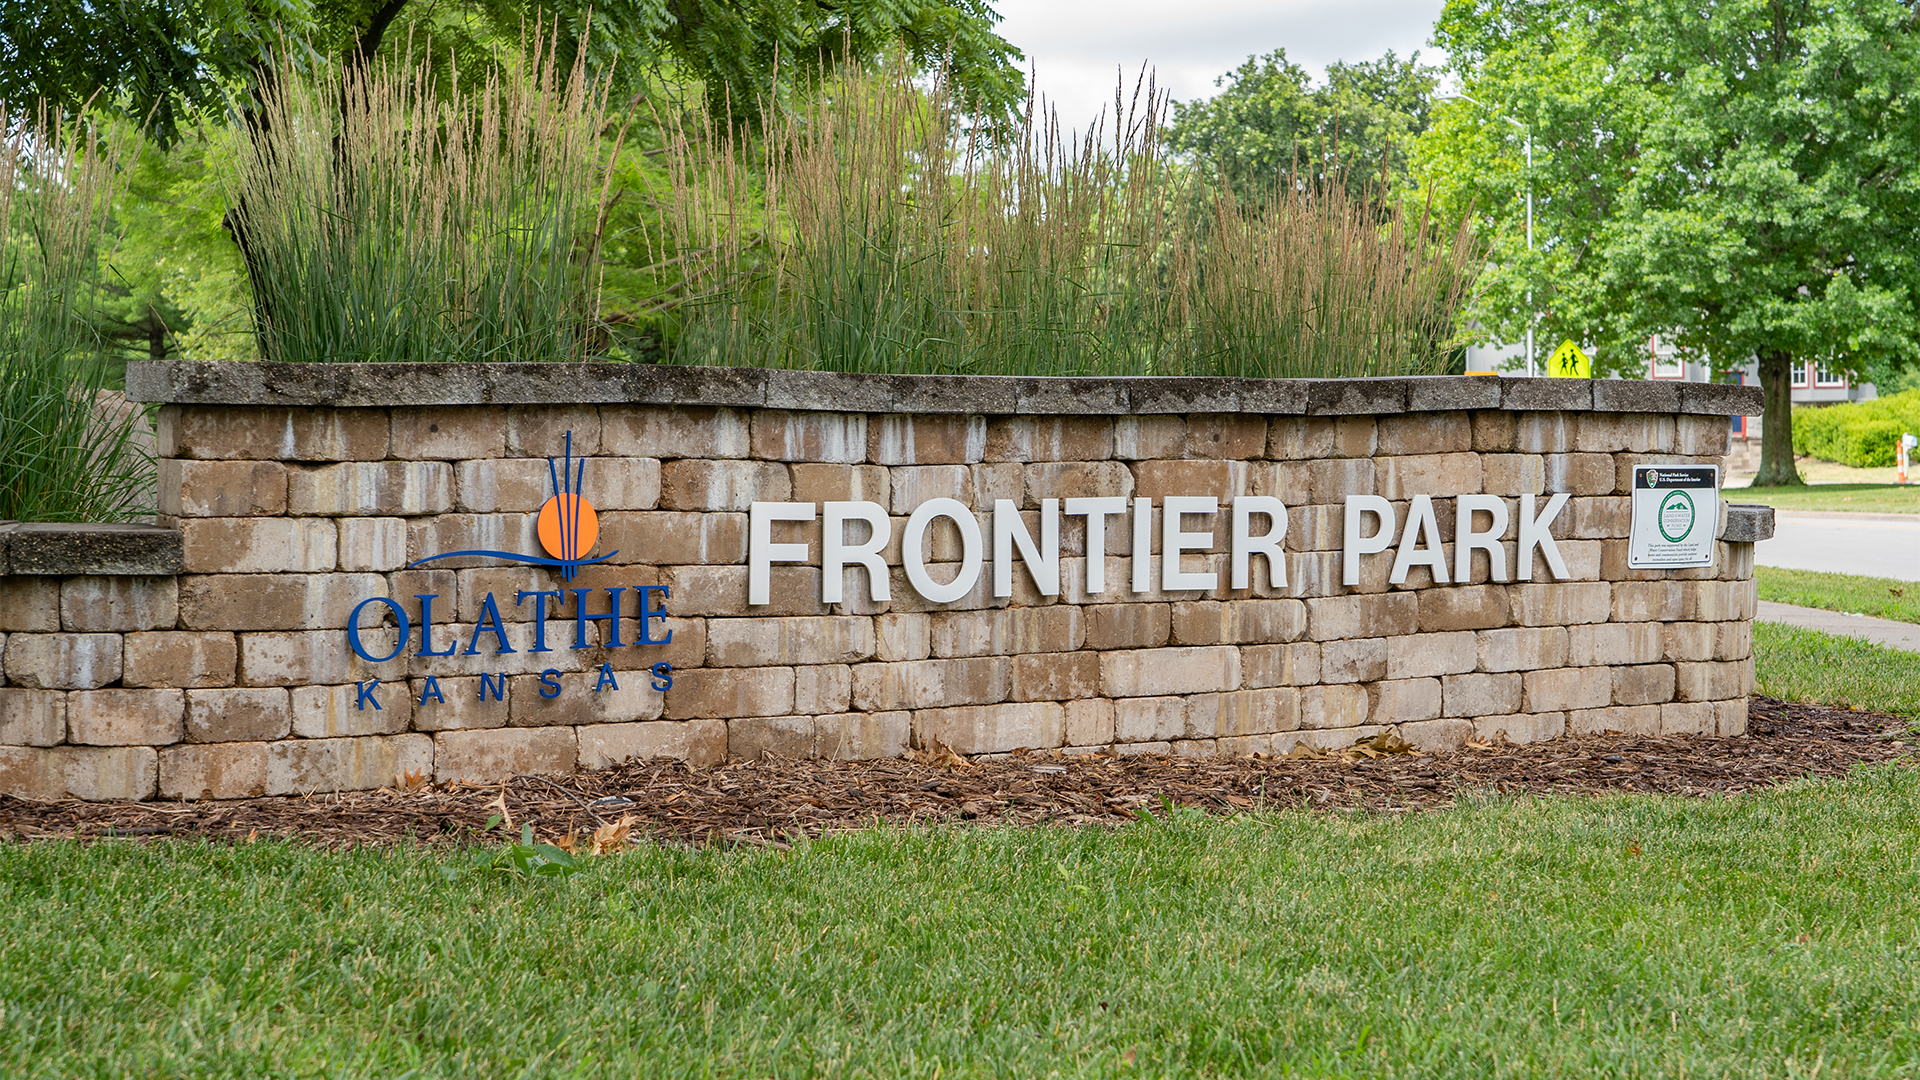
[1754,511,1920,581]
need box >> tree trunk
[1753,348,1803,487]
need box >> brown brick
[4,633,121,689]
[1398,717,1473,752]
[1470,411,1518,452]
[1612,581,1687,622]
[929,608,1081,658]
[1321,638,1387,683]
[1677,414,1732,455]
[658,459,792,511]
[1064,699,1114,745]
[389,406,507,459]
[1473,712,1564,744]
[68,688,184,745]
[1715,622,1753,662]
[0,745,157,800]
[1113,416,1186,460]
[290,683,412,738]
[121,631,236,688]
[1507,583,1611,626]
[814,713,910,760]
[707,616,875,667]
[1441,672,1522,717]
[788,465,890,506]
[268,733,433,793]
[1566,622,1664,667]
[1513,412,1575,453]
[1687,580,1756,622]
[1184,414,1267,459]
[0,689,65,746]
[1024,461,1134,505]
[453,456,659,514]
[181,518,336,573]
[1306,592,1418,641]
[56,576,174,634]
[602,405,750,459]
[1416,585,1510,632]
[0,578,59,632]
[985,416,1114,462]
[502,673,589,728]
[1377,454,1482,500]
[912,702,1064,754]
[793,665,853,714]
[338,518,409,571]
[1375,678,1443,723]
[406,677,511,731]
[668,565,824,619]
[1113,696,1185,742]
[159,405,388,461]
[1674,661,1749,702]
[158,459,288,517]
[664,666,795,719]
[241,630,406,687]
[578,719,726,769]
[1659,701,1715,735]
[869,415,989,465]
[728,715,815,759]
[1265,417,1336,460]
[432,727,571,782]
[1565,704,1661,736]
[287,461,453,515]
[1613,664,1677,706]
[1300,684,1370,729]
[1170,599,1305,645]
[1480,454,1545,496]
[1008,651,1101,701]
[582,676,669,726]
[886,464,970,513]
[504,405,602,456]
[1522,667,1612,712]
[1714,699,1748,737]
[872,613,929,662]
[1305,458,1376,505]
[1101,646,1239,696]
[186,687,291,742]
[159,742,270,799]
[1132,459,1248,501]
[598,511,748,567]
[851,657,1008,711]
[1377,413,1471,455]
[1564,496,1630,539]
[1186,688,1299,738]
[1241,641,1320,687]
[1576,413,1676,454]
[751,411,867,462]
[177,573,387,632]
[1085,604,1170,650]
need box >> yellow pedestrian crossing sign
[1547,339,1592,378]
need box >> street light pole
[1443,93,1535,376]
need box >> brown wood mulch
[0,696,1911,850]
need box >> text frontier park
[341,488,1596,713]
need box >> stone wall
[0,363,1770,801]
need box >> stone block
[1479,454,1545,496]
[1612,664,1677,707]
[505,404,602,456]
[1470,411,1518,452]
[874,613,931,661]
[1568,704,1661,736]
[1398,717,1473,752]
[1170,599,1306,645]
[1112,415,1186,460]
[1472,712,1564,744]
[1565,622,1664,667]
[1566,496,1630,539]
[1241,641,1320,687]
[851,657,1008,711]
[1024,461,1135,506]
[389,406,507,459]
[727,715,815,759]
[659,459,791,511]
[177,572,386,633]
[1085,604,1170,650]
[1677,414,1732,455]
[1612,581,1687,623]
[288,461,454,515]
[1417,585,1510,632]
[788,464,890,508]
[1264,417,1335,460]
[159,405,388,461]
[813,712,910,760]
[1688,579,1757,622]
[290,683,412,738]
[1377,453,1482,500]
[58,576,177,633]
[1522,667,1612,713]
[1321,638,1387,683]
[1659,701,1715,736]
[664,666,795,720]
[435,727,575,782]
[1064,698,1115,746]
[582,675,669,726]
[1306,457,1376,504]
[1101,645,1240,697]
[600,511,748,567]
[1009,651,1102,701]
[601,405,751,459]
[1113,740,1173,757]
[1576,413,1676,454]
[0,689,65,746]
[985,416,1114,462]
[1383,631,1478,680]
[667,564,825,619]
[707,616,876,667]
[887,464,970,513]
[793,665,853,714]
[1512,411,1575,453]
[270,733,434,793]
[930,607,1082,658]
[1441,672,1521,717]
[337,518,409,572]
[1374,678,1443,723]
[186,687,291,742]
[913,701,1065,754]
[869,414,988,465]
[1377,414,1471,456]
[406,677,511,731]
[751,411,867,462]
[1715,622,1753,662]
[1113,696,1185,742]
[455,457,660,513]
[181,518,336,573]
[1507,583,1611,626]
[1714,699,1748,737]
[1299,683,1371,729]
[68,688,184,745]
[121,631,236,688]
[159,742,270,799]
[157,459,288,517]
[1674,661,1749,702]
[4,633,122,689]
[0,745,157,801]
[0,578,59,632]
[1180,414,1267,459]
[1186,687,1299,738]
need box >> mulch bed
[1,696,1911,849]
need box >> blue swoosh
[405,549,621,569]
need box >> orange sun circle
[537,494,599,562]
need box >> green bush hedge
[1793,389,1920,467]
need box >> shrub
[1793,390,1920,467]
[0,104,155,522]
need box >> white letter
[1389,495,1450,585]
[902,498,984,603]
[749,502,815,605]
[1517,493,1571,580]
[1162,496,1219,591]
[1453,494,1510,583]
[1342,495,1395,586]
[1231,496,1289,589]
[994,498,1060,598]
[822,501,891,604]
[1131,497,1153,593]
[1065,496,1127,594]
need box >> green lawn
[1726,482,1920,513]
[1756,566,1920,624]
[6,767,1920,1078]
[1754,620,1920,715]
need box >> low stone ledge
[126,362,1766,417]
[0,522,184,576]
[1720,504,1775,543]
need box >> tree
[1166,49,1440,199]
[1423,0,1920,486]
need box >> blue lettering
[465,593,517,655]
[478,672,508,702]
[594,663,619,692]
[573,587,625,649]
[347,597,409,663]
[416,594,455,657]
[355,679,383,711]
[417,675,445,706]
[637,585,673,645]
[539,669,563,699]
[651,662,673,692]
[516,590,563,652]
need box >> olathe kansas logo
[345,433,673,713]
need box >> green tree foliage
[1422,0,1920,486]
[1165,50,1440,198]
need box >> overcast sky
[996,0,1449,133]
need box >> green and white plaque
[1627,464,1719,569]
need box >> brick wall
[0,364,1768,800]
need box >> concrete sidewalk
[1756,599,1920,653]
